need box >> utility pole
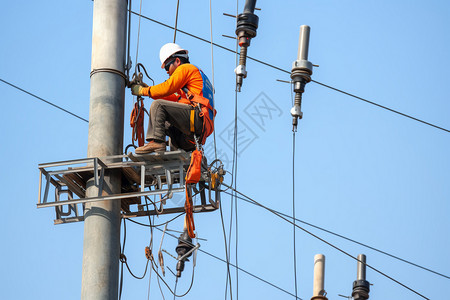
[81,0,127,299]
[311,254,328,300]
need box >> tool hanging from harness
[127,63,154,148]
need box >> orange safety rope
[130,98,145,147]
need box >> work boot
[135,141,166,154]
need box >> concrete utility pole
[311,254,328,300]
[81,0,127,299]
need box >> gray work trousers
[146,99,203,151]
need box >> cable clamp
[234,65,247,78]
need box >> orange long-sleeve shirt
[141,63,204,103]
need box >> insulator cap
[352,279,370,300]
[235,13,259,39]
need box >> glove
[131,84,145,96]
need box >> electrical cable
[125,213,184,228]
[125,0,132,81]
[0,78,89,123]
[221,190,450,281]
[173,0,180,43]
[209,0,218,162]
[150,258,196,297]
[156,264,167,300]
[123,256,151,280]
[225,193,234,300]
[291,83,299,299]
[173,277,178,300]
[292,131,298,299]
[223,184,431,300]
[234,3,240,298]
[119,218,126,300]
[120,218,151,280]
[219,191,233,300]
[134,0,143,66]
[128,12,450,134]
[152,226,302,299]
[147,253,153,300]
[310,79,450,133]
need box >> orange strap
[185,188,196,238]
[130,99,145,147]
[184,149,203,238]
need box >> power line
[222,190,450,281]
[223,185,430,300]
[130,11,450,134]
[0,78,89,123]
[311,80,450,134]
[292,132,299,299]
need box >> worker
[131,43,215,154]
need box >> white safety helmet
[159,43,189,68]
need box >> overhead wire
[209,0,218,161]
[223,184,431,300]
[173,0,180,43]
[5,14,447,135]
[128,11,450,134]
[0,78,89,123]
[15,6,443,299]
[221,189,450,281]
[232,2,240,299]
[219,186,233,300]
[292,131,298,299]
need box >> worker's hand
[131,84,144,96]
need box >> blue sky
[1,1,450,299]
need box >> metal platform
[37,150,222,224]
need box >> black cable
[310,79,450,133]
[119,218,126,300]
[223,185,431,300]
[129,12,450,134]
[153,226,302,300]
[123,257,150,280]
[221,190,450,281]
[125,213,185,228]
[0,78,89,123]
[150,259,196,297]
